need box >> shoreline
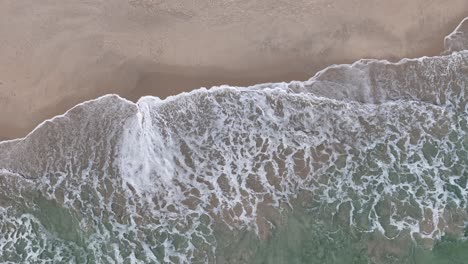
[0,42,459,142]
[1,0,468,140]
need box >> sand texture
[1,0,468,139]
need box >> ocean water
[0,18,468,264]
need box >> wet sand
[1,0,468,140]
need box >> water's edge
[0,15,467,264]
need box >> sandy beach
[1,0,468,140]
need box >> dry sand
[1,0,468,140]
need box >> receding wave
[0,17,467,264]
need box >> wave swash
[1,18,468,264]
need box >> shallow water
[0,17,468,264]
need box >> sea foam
[0,17,467,263]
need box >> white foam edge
[2,15,468,146]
